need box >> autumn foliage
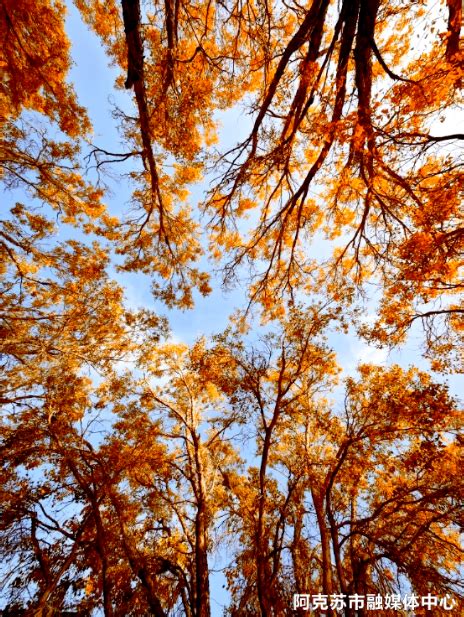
[1,0,463,615]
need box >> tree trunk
[195,503,211,617]
[192,432,211,617]
[312,493,335,617]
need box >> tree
[203,0,464,367]
[0,209,169,613]
[0,370,174,615]
[208,330,463,616]
[203,307,341,616]
[134,339,242,617]
[280,364,464,616]
[3,1,462,344]
[1,0,463,615]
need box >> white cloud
[354,344,388,366]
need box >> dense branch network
[0,0,463,615]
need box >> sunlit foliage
[1,0,463,615]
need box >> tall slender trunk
[195,503,210,617]
[348,498,367,617]
[192,432,210,617]
[312,493,334,617]
[326,492,348,597]
[256,425,275,617]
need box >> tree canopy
[1,0,463,615]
